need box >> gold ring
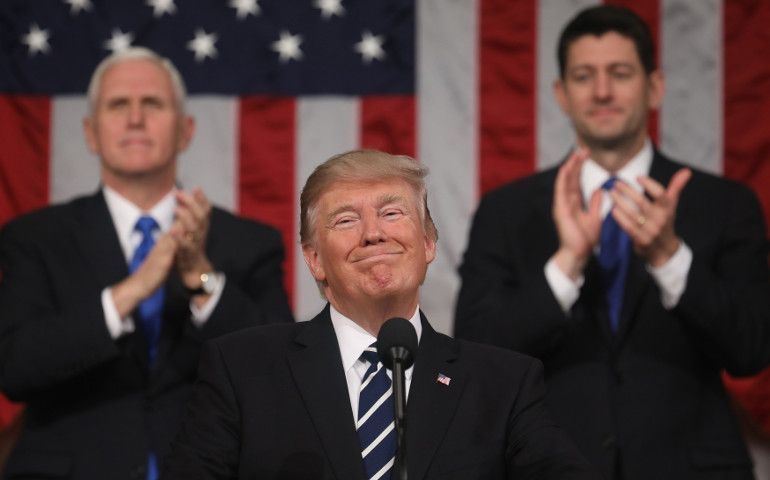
[187,233,200,242]
[637,215,646,227]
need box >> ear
[647,70,665,111]
[176,115,196,153]
[424,235,436,265]
[553,78,569,115]
[302,243,326,282]
[83,116,99,154]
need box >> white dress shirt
[545,139,692,313]
[100,186,225,339]
[329,304,421,424]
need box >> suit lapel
[615,151,681,340]
[72,190,129,289]
[287,308,367,480]
[404,315,465,480]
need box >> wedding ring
[187,232,200,242]
[637,215,646,227]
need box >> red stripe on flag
[607,0,660,145]
[360,95,416,158]
[0,95,50,228]
[478,0,537,197]
[237,97,296,306]
[722,0,770,435]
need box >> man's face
[554,32,663,153]
[302,178,436,309]
[84,59,194,187]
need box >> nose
[593,72,612,101]
[360,212,387,246]
[127,103,145,127]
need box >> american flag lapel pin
[436,373,451,386]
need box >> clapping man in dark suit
[161,149,598,479]
[455,5,770,480]
[0,47,293,480]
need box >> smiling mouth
[352,251,402,263]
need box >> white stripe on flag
[295,97,358,322]
[660,0,722,175]
[418,0,477,335]
[537,0,599,171]
[51,96,99,203]
[180,97,238,211]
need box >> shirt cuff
[189,273,226,328]
[544,257,584,313]
[645,240,692,309]
[102,287,135,339]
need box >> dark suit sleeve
[454,183,578,358]
[673,181,770,375]
[0,220,121,399]
[160,340,240,480]
[194,214,293,342]
[506,357,598,479]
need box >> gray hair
[86,47,187,114]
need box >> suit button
[130,463,146,479]
[601,434,616,450]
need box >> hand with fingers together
[552,148,604,281]
[172,186,215,295]
[608,168,692,267]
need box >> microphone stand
[392,355,408,480]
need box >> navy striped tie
[357,343,396,480]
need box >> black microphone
[377,317,417,480]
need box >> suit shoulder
[0,194,94,238]
[435,329,538,370]
[479,168,558,209]
[210,207,282,238]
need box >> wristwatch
[184,271,220,296]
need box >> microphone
[377,317,418,480]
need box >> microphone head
[377,317,418,370]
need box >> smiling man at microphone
[162,150,598,480]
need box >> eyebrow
[325,193,408,221]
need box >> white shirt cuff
[102,287,135,339]
[645,240,692,309]
[545,257,584,313]
[189,273,226,328]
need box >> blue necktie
[357,343,397,480]
[598,178,631,333]
[128,216,163,480]
[128,215,164,367]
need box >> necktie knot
[135,215,159,238]
[602,176,618,191]
[360,343,380,367]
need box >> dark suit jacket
[454,150,770,480]
[0,190,294,480]
[161,305,599,480]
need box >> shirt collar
[579,139,653,217]
[103,185,177,260]
[330,304,422,376]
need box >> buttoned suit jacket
[161,305,599,480]
[454,150,770,479]
[0,190,294,480]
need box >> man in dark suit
[0,47,293,480]
[454,5,770,480]
[161,149,598,479]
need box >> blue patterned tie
[357,343,397,480]
[598,178,631,333]
[128,216,164,367]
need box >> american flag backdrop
[1,0,769,444]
